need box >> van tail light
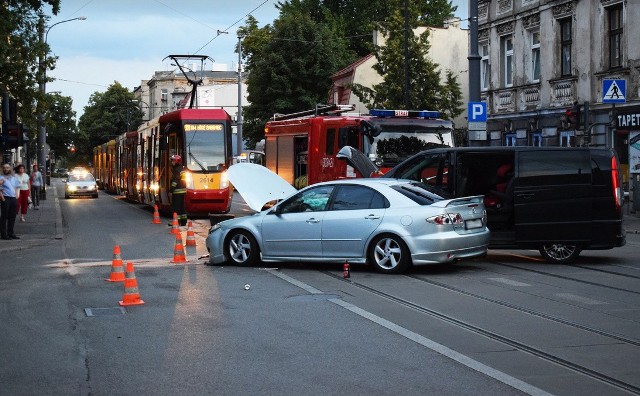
[427,213,463,225]
[611,156,622,211]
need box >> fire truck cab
[264,106,454,188]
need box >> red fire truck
[264,105,454,188]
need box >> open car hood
[336,146,379,178]
[227,163,297,212]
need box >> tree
[76,82,143,164]
[351,0,459,111]
[0,1,60,114]
[241,1,355,147]
[440,69,464,121]
[45,93,78,165]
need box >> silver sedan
[207,165,489,274]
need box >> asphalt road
[1,179,639,395]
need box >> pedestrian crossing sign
[602,79,626,103]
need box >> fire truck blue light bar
[370,109,441,119]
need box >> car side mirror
[273,205,283,215]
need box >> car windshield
[363,121,452,168]
[184,123,226,172]
[68,173,95,182]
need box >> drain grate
[84,307,127,317]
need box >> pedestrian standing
[15,165,30,222]
[169,154,187,226]
[0,163,20,240]
[30,164,43,209]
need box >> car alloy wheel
[226,230,259,266]
[369,234,411,274]
[539,244,581,264]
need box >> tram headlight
[184,171,194,189]
[220,171,229,189]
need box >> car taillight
[427,213,463,225]
[611,156,622,210]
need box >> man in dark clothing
[169,154,188,226]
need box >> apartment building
[135,66,247,122]
[474,0,639,177]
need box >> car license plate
[465,219,482,229]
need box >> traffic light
[69,145,76,153]
[609,108,618,129]
[565,102,582,130]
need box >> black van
[381,147,626,263]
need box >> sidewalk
[1,188,638,255]
[0,185,62,253]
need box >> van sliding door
[515,150,592,243]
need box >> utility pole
[37,14,47,197]
[403,0,410,108]
[468,0,481,102]
[237,34,243,156]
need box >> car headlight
[209,223,221,234]
[68,185,77,191]
[87,185,95,190]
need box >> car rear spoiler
[336,146,379,178]
[431,195,484,208]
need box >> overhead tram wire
[190,0,270,56]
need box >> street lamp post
[236,33,243,156]
[37,15,86,197]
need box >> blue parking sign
[468,102,487,122]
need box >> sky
[45,0,469,118]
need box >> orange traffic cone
[170,212,180,235]
[119,262,144,306]
[171,233,188,263]
[105,245,126,282]
[152,204,161,224]
[185,221,197,247]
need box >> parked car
[206,163,489,274]
[378,146,626,263]
[64,171,99,199]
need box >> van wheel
[368,234,411,274]
[539,244,581,264]
[225,230,260,266]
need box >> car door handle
[516,193,535,199]
[365,214,381,220]
[306,218,320,224]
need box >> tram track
[486,261,640,296]
[321,270,640,395]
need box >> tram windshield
[184,123,226,172]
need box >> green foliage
[351,0,460,114]
[241,0,356,148]
[440,69,464,121]
[0,1,60,113]
[45,93,77,163]
[76,82,144,163]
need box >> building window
[560,18,572,76]
[505,133,517,146]
[161,89,168,102]
[481,43,490,90]
[609,5,623,69]
[531,31,541,82]
[560,131,575,147]
[501,36,513,87]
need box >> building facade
[136,67,248,122]
[474,0,638,185]
[328,18,470,128]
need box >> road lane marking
[268,270,554,396]
[555,293,607,305]
[488,277,531,287]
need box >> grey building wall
[472,0,639,167]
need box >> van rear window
[518,151,591,186]
[391,182,444,205]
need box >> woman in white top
[15,164,30,222]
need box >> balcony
[550,78,576,107]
